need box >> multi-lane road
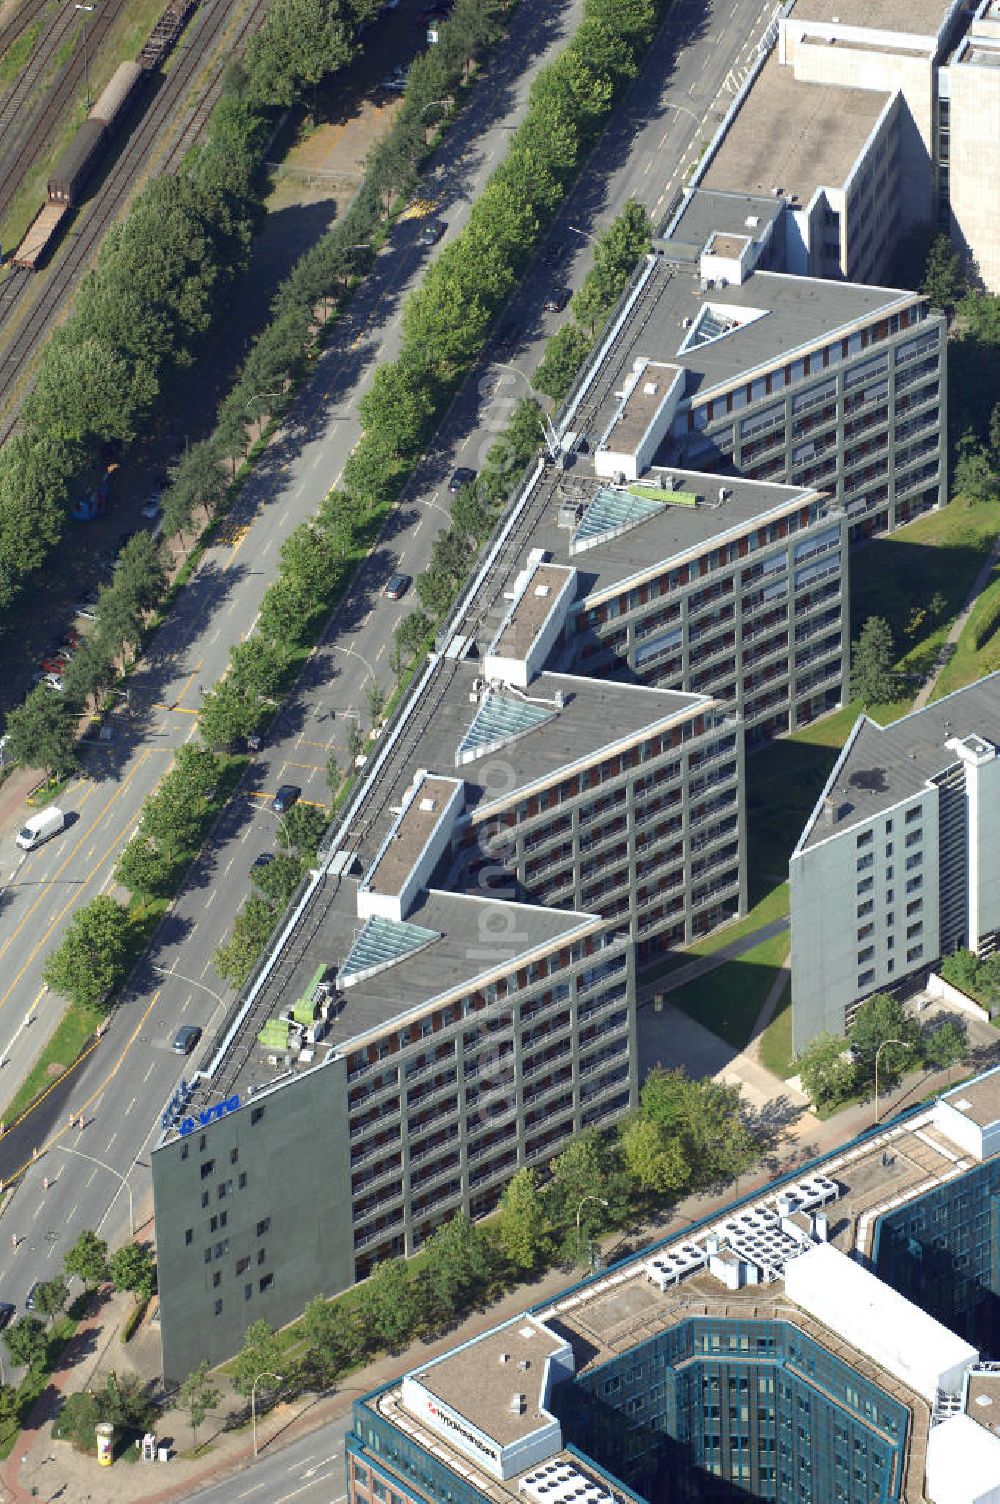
[0,0,775,1394]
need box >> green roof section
[340,915,440,987]
[293,964,327,1024]
[627,482,697,507]
[258,1017,290,1050]
[456,689,555,765]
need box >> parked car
[38,656,68,675]
[417,219,446,247]
[383,572,411,601]
[172,1024,202,1056]
[381,65,408,92]
[448,466,476,493]
[141,497,162,521]
[24,1282,40,1312]
[271,784,301,815]
[0,1302,15,1330]
[74,593,99,620]
[252,852,274,872]
[39,672,65,692]
[544,289,570,312]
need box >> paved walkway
[911,535,1000,711]
[638,915,789,1001]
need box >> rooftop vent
[518,1325,535,1339]
[746,215,759,229]
[510,1393,526,1414]
[643,381,658,396]
[534,584,550,598]
[517,1359,531,1371]
[418,797,436,813]
[499,1352,510,1365]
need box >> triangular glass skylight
[570,486,663,555]
[677,301,768,355]
[456,689,555,766]
[340,915,440,987]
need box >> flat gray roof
[194,875,599,1107]
[526,469,829,601]
[663,187,784,249]
[702,53,890,205]
[790,0,949,35]
[387,661,713,817]
[796,673,1000,853]
[575,254,915,450]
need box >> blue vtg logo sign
[178,1095,241,1136]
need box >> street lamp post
[490,362,560,460]
[54,1143,133,1236]
[873,1037,907,1125]
[576,1195,609,1267]
[74,4,95,110]
[251,1371,283,1458]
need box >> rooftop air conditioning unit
[682,316,692,329]
[510,1393,526,1414]
[718,277,728,289]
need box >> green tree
[940,947,982,997]
[364,679,385,725]
[394,611,431,665]
[165,441,229,535]
[849,993,921,1090]
[108,1241,156,1301]
[43,895,131,1009]
[64,1229,108,1289]
[33,1276,69,1324]
[494,1168,550,1271]
[795,1032,857,1111]
[635,1069,756,1190]
[114,531,168,616]
[5,684,78,776]
[954,429,998,504]
[199,675,262,750]
[4,1316,47,1370]
[114,835,173,905]
[251,851,305,912]
[357,1258,419,1353]
[22,329,154,446]
[231,1320,285,1398]
[277,802,328,859]
[619,1113,689,1195]
[533,323,591,402]
[179,1359,222,1450]
[850,616,896,706]
[419,1214,494,1330]
[214,896,276,987]
[547,1128,630,1261]
[921,232,965,313]
[301,1295,359,1387]
[923,1018,966,1072]
[325,751,340,795]
[61,630,116,711]
[245,0,353,108]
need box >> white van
[16,806,66,852]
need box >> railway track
[0,0,49,68]
[0,0,272,437]
[0,0,127,220]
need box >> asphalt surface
[0,0,777,1362]
[186,1413,353,1504]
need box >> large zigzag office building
[348,1067,1000,1504]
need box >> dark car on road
[252,852,274,872]
[0,1303,15,1330]
[417,220,446,247]
[383,572,411,600]
[544,289,570,312]
[271,784,301,815]
[172,1024,202,1056]
[448,466,476,493]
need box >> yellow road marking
[277,760,325,773]
[297,740,334,750]
[153,703,199,716]
[173,662,203,707]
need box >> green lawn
[668,931,790,1051]
[758,975,795,1079]
[932,566,1000,700]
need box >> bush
[121,1296,150,1345]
